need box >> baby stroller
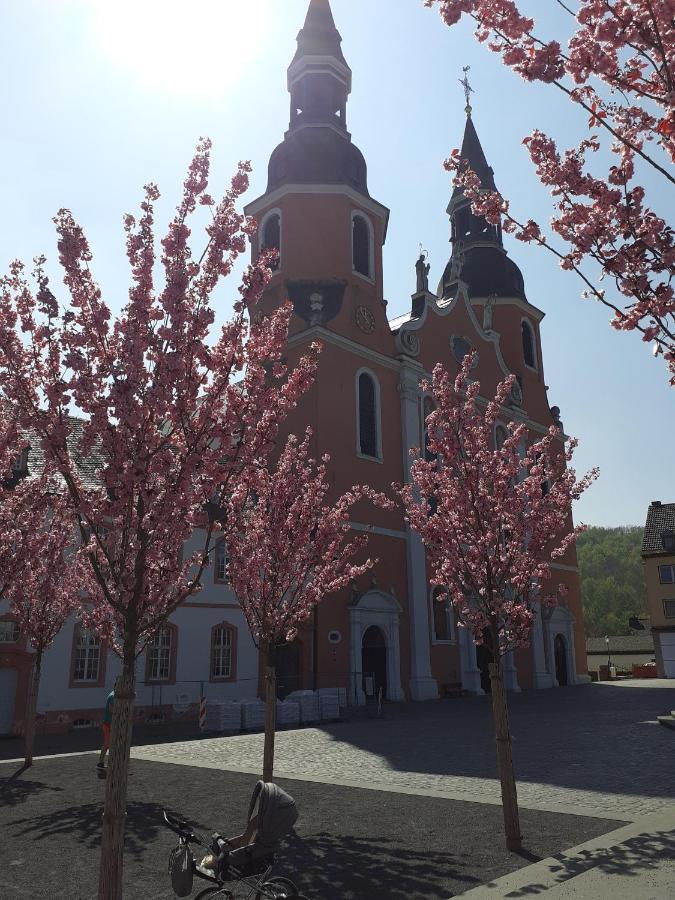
[164,780,308,899]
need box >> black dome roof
[439,244,527,301]
[267,126,369,196]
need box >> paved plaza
[132,680,675,822]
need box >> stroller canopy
[248,781,298,850]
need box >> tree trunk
[489,658,522,851]
[262,642,277,783]
[23,649,42,769]
[98,646,136,900]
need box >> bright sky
[0,0,671,528]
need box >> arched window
[357,370,380,459]
[431,586,451,642]
[522,319,536,369]
[352,212,372,279]
[210,623,237,681]
[495,424,508,451]
[260,210,281,271]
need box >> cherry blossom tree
[0,457,85,768]
[426,0,675,382]
[225,430,392,783]
[0,140,318,900]
[399,353,598,850]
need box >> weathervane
[459,65,474,117]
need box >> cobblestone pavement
[131,680,675,821]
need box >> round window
[328,630,342,644]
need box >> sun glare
[93,0,271,96]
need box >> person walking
[97,689,114,779]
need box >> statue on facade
[415,250,430,294]
[483,294,496,331]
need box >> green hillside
[576,526,647,637]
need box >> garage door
[660,633,675,678]
[0,668,18,734]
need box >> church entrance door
[362,626,387,700]
[554,634,568,686]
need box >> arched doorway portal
[276,639,302,699]
[554,634,568,686]
[362,625,387,699]
[475,630,493,693]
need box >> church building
[0,0,590,738]
[242,0,589,702]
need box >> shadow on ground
[498,827,675,898]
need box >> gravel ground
[0,754,621,900]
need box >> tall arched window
[357,370,380,458]
[431,586,451,642]
[352,212,372,278]
[261,210,281,271]
[522,319,536,369]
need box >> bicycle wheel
[255,876,299,899]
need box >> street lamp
[605,635,612,671]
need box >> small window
[662,531,675,552]
[261,211,281,271]
[664,600,675,618]
[0,620,20,643]
[357,371,380,458]
[352,213,372,278]
[432,587,451,642]
[522,320,536,369]
[211,624,234,680]
[147,626,173,682]
[11,448,29,474]
[659,565,674,584]
[73,628,101,682]
[215,540,229,584]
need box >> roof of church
[291,0,347,68]
[451,114,497,204]
[642,501,675,555]
[267,127,369,195]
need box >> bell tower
[244,0,390,350]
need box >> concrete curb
[455,807,675,898]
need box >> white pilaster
[458,625,484,694]
[532,604,554,689]
[503,650,521,692]
[399,361,439,701]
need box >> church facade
[0,0,589,738]
[242,0,589,702]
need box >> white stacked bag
[276,698,301,728]
[241,698,266,731]
[205,700,242,733]
[285,689,320,724]
[317,688,341,721]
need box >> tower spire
[459,65,474,118]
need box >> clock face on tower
[355,305,375,334]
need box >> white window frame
[430,586,455,644]
[521,317,538,371]
[355,367,382,462]
[215,540,229,583]
[212,625,233,679]
[148,626,173,682]
[73,628,101,683]
[351,210,375,282]
[259,207,282,273]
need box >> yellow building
[641,501,675,677]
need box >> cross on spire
[459,65,474,117]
